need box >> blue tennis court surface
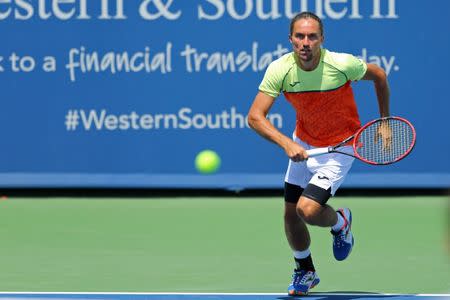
[0,293,449,300]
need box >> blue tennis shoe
[332,208,354,261]
[287,269,320,296]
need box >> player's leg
[304,153,355,261]
[284,183,321,296]
[295,185,353,260]
[284,155,320,295]
[284,183,312,266]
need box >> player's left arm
[361,63,392,146]
[361,63,390,118]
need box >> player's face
[289,18,323,64]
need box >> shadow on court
[277,292,441,300]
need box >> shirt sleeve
[344,54,367,81]
[258,60,284,98]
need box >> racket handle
[306,147,331,157]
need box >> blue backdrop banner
[1,0,449,189]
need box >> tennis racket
[305,116,416,165]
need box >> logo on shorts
[318,175,329,180]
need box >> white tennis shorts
[284,135,355,196]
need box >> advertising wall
[1,0,449,189]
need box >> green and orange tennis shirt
[259,48,367,147]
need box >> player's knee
[296,199,321,225]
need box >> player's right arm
[248,91,308,162]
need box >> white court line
[0,292,449,296]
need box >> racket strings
[355,118,415,164]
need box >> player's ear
[288,34,293,44]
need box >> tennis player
[247,12,390,296]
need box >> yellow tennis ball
[195,150,221,174]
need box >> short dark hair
[289,11,324,36]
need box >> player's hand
[376,120,393,151]
[284,140,308,162]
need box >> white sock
[331,211,345,232]
[293,248,311,259]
